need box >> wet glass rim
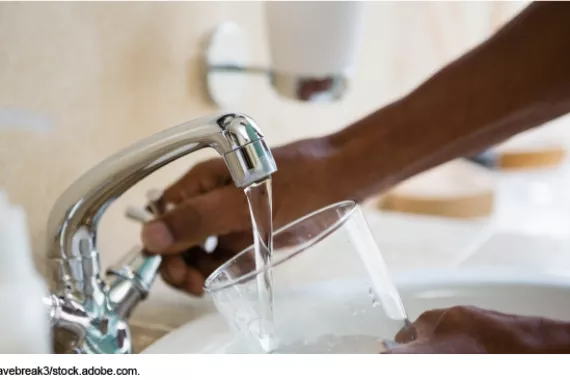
[203,200,358,293]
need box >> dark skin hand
[142,138,339,295]
[141,2,570,352]
[386,306,570,354]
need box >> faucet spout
[45,112,277,353]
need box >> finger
[160,255,205,296]
[216,232,253,254]
[413,308,449,333]
[179,246,250,293]
[142,186,249,254]
[393,321,418,344]
[394,309,447,343]
[160,255,188,288]
[415,308,449,326]
[161,248,228,294]
[182,266,206,296]
[181,246,230,278]
[163,159,231,204]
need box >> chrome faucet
[44,112,277,354]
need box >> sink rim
[393,266,570,292]
[142,267,570,354]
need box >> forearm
[327,2,570,202]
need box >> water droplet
[369,287,380,308]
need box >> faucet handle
[104,204,164,319]
[106,247,161,298]
[106,247,161,319]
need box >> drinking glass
[204,201,413,354]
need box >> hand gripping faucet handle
[126,204,219,254]
[145,189,219,276]
[145,188,219,254]
[123,207,215,301]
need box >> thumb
[142,186,250,254]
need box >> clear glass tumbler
[204,201,413,354]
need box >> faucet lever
[107,188,167,317]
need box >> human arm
[328,1,570,203]
[142,2,570,295]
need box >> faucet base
[47,294,133,354]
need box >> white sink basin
[142,268,570,354]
